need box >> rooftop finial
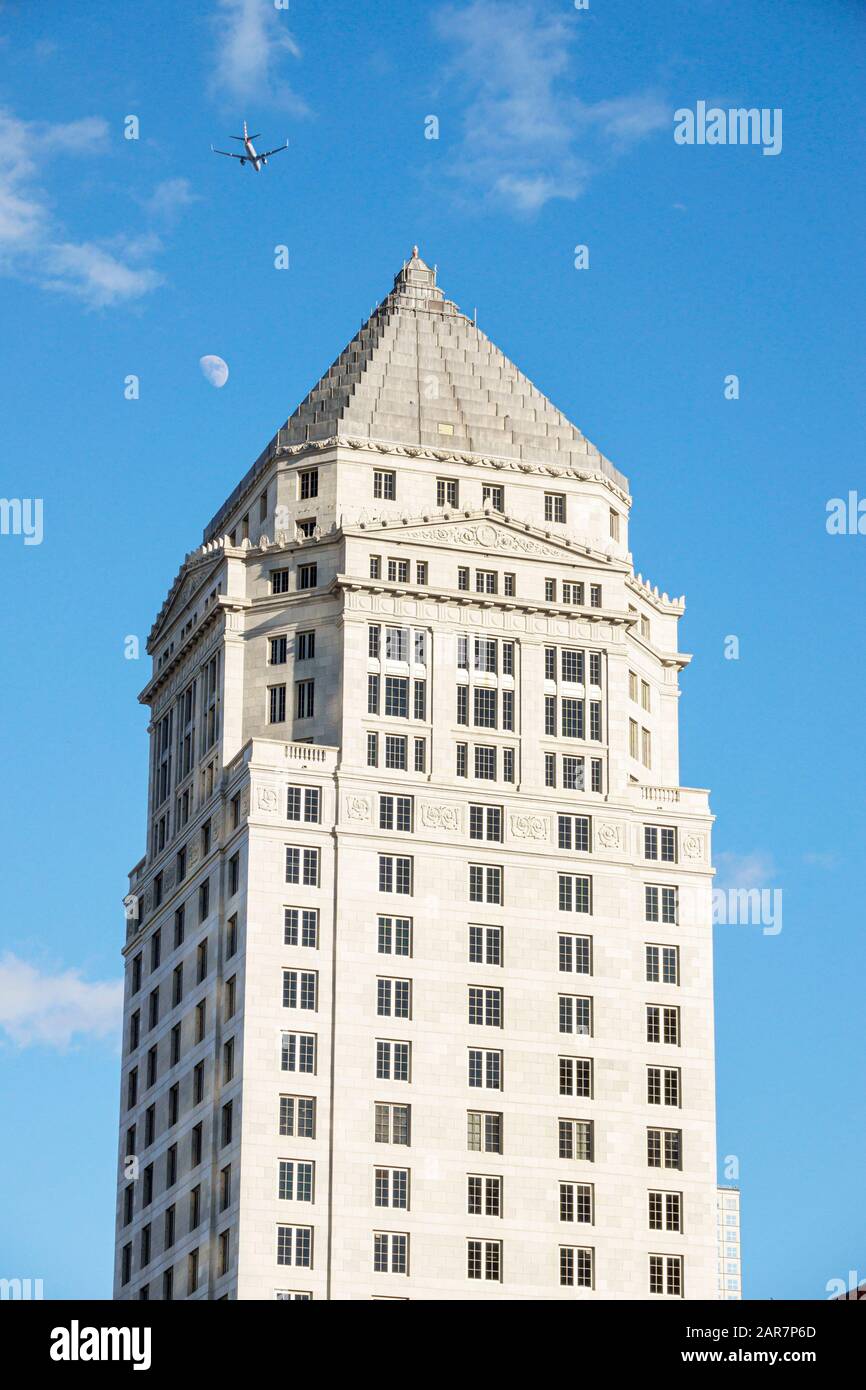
[412,244,419,258]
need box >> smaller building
[717,1186,742,1299]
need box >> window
[272,568,290,595]
[221,1100,233,1146]
[482,484,504,510]
[560,1246,594,1288]
[645,886,678,925]
[367,732,378,767]
[374,1102,410,1146]
[282,969,318,1011]
[559,995,592,1037]
[467,1110,502,1154]
[297,563,317,591]
[468,1048,502,1090]
[558,934,592,975]
[647,1065,681,1107]
[270,635,288,665]
[502,690,514,730]
[559,1118,594,1161]
[414,737,426,772]
[469,804,502,842]
[384,677,409,719]
[436,478,459,508]
[545,493,566,523]
[458,566,469,591]
[228,853,240,897]
[378,915,412,957]
[385,626,409,662]
[474,746,496,780]
[278,1159,314,1203]
[469,864,502,904]
[284,907,319,949]
[295,680,315,719]
[590,584,602,608]
[560,1182,594,1224]
[641,727,652,768]
[562,755,585,791]
[468,986,502,1028]
[457,685,468,726]
[467,1174,502,1217]
[375,1168,409,1209]
[558,814,591,853]
[226,915,238,959]
[187,1248,199,1293]
[277,1225,312,1267]
[218,1229,231,1277]
[474,688,497,728]
[467,1239,501,1282]
[376,1039,411,1081]
[558,874,592,914]
[646,944,679,986]
[387,557,409,584]
[559,1056,593,1098]
[416,561,427,585]
[280,1095,316,1138]
[545,578,557,602]
[646,1004,680,1046]
[377,977,412,1019]
[269,684,287,724]
[373,1232,408,1274]
[475,569,496,595]
[609,508,620,541]
[545,695,556,737]
[368,673,380,715]
[374,469,396,500]
[647,1128,682,1170]
[413,681,426,721]
[561,697,584,740]
[384,735,407,771]
[285,847,319,886]
[299,468,318,500]
[469,924,502,966]
[562,581,584,605]
[649,1253,683,1297]
[644,825,677,862]
[378,854,412,894]
[456,743,467,778]
[281,1032,316,1074]
[649,1191,683,1234]
[370,555,382,580]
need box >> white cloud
[0,110,189,308]
[432,0,668,214]
[211,0,307,112]
[141,177,198,225]
[714,851,776,890]
[0,954,122,1050]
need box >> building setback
[114,250,718,1300]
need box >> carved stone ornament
[257,786,279,814]
[596,822,621,850]
[510,813,548,841]
[420,802,460,832]
[346,794,371,821]
[682,833,703,861]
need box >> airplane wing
[211,145,245,159]
[258,141,289,160]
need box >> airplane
[211,120,288,171]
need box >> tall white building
[114,250,718,1300]
[717,1187,742,1299]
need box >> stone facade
[114,252,718,1300]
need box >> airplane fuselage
[243,137,264,171]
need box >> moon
[200,355,229,388]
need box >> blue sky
[0,0,864,1300]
